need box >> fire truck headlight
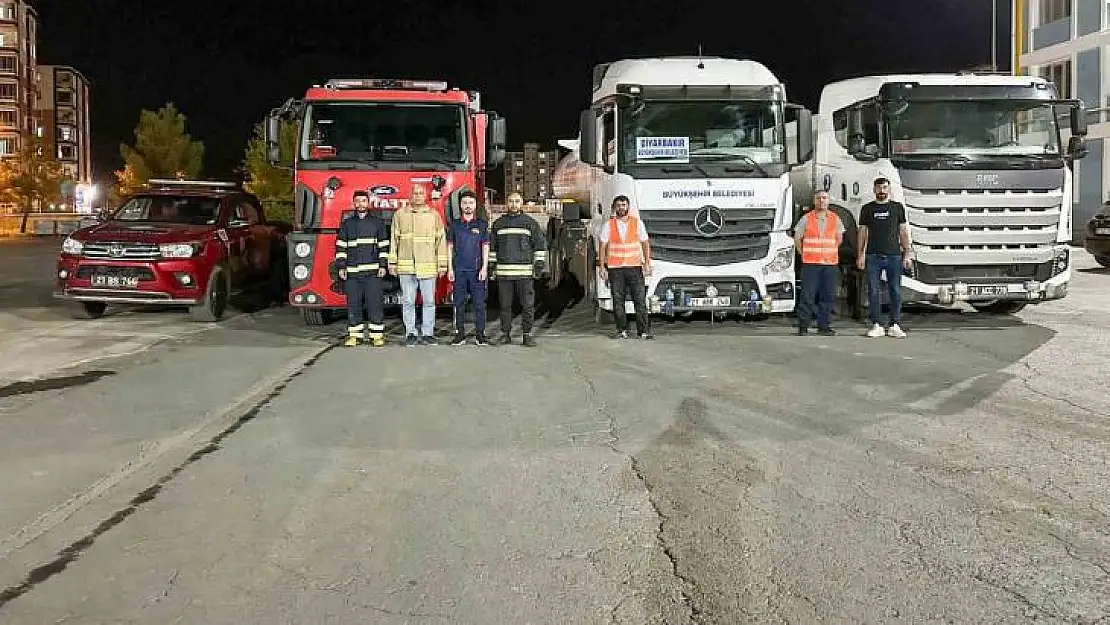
[293,264,310,280]
[294,242,312,258]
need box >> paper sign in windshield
[636,137,689,163]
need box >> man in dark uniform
[490,192,547,347]
[335,190,389,347]
[447,190,491,345]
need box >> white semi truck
[545,56,814,321]
[788,73,1088,316]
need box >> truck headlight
[61,236,83,255]
[294,242,312,258]
[293,264,310,280]
[1053,248,1069,275]
[160,243,201,258]
[762,247,794,275]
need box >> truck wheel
[78,301,107,319]
[971,301,1027,315]
[301,308,329,326]
[1097,255,1110,268]
[189,266,230,322]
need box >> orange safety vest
[800,210,840,266]
[606,217,645,268]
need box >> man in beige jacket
[388,183,448,346]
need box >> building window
[0,55,12,73]
[0,34,6,48]
[0,109,13,127]
[1040,0,1072,24]
[58,125,73,141]
[0,4,13,21]
[0,82,14,100]
[58,144,75,160]
[0,137,13,155]
[57,90,73,105]
[1040,59,1072,98]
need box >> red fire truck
[265,78,506,325]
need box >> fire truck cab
[266,78,506,326]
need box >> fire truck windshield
[299,102,467,170]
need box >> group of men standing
[793,177,910,338]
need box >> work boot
[474,333,490,346]
[405,335,419,347]
[452,332,467,346]
[422,334,438,346]
[522,334,536,347]
[613,330,629,339]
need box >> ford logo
[369,185,398,196]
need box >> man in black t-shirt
[856,177,913,338]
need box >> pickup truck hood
[78,221,215,244]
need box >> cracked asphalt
[0,240,1108,623]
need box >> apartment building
[1016,0,1110,235]
[504,142,558,203]
[37,65,91,183]
[0,0,37,158]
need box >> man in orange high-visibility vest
[793,190,844,336]
[599,195,654,340]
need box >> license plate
[968,285,1008,297]
[384,293,403,305]
[687,296,731,308]
[1096,227,1110,235]
[91,274,139,288]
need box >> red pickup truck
[55,179,292,321]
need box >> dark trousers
[609,267,650,334]
[798,263,838,330]
[498,278,535,335]
[453,270,487,335]
[865,253,903,326]
[346,275,385,337]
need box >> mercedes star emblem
[693,206,725,237]
[108,244,125,257]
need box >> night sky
[33,0,1006,183]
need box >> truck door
[226,199,258,288]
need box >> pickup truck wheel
[268,250,290,305]
[189,266,229,322]
[301,308,329,326]
[971,301,1027,315]
[1097,255,1110,268]
[79,301,107,319]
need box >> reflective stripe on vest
[606,217,644,268]
[800,211,840,265]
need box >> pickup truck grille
[638,208,774,266]
[903,188,1063,251]
[82,242,161,260]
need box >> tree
[242,118,298,222]
[115,103,204,197]
[0,135,68,232]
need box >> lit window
[0,4,13,20]
[0,138,12,155]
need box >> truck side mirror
[487,115,507,168]
[265,115,281,164]
[579,108,599,166]
[1070,102,1088,137]
[1068,135,1089,159]
[795,107,813,164]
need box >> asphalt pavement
[0,238,1107,623]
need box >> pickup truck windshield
[112,196,221,225]
[619,100,786,172]
[300,102,467,168]
[887,100,1061,157]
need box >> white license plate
[1096,227,1110,235]
[687,296,731,307]
[91,275,139,288]
[968,285,1008,297]
[384,293,403,305]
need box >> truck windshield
[300,102,467,169]
[619,100,786,175]
[886,100,1061,157]
[112,196,221,225]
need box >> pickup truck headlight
[159,243,201,258]
[762,246,794,275]
[61,236,83,255]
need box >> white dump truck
[545,56,814,321]
[788,72,1088,316]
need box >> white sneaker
[886,324,907,338]
[866,323,885,338]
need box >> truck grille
[638,208,773,266]
[82,242,161,260]
[913,261,1054,284]
[903,188,1063,251]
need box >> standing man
[388,183,448,346]
[335,190,389,347]
[793,190,843,336]
[447,190,491,346]
[857,177,912,338]
[598,195,653,340]
[490,192,547,347]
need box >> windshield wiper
[319,158,380,170]
[692,153,771,177]
[660,164,712,178]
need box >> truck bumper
[53,290,202,306]
[595,256,796,316]
[900,269,1070,305]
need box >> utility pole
[992,0,998,71]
